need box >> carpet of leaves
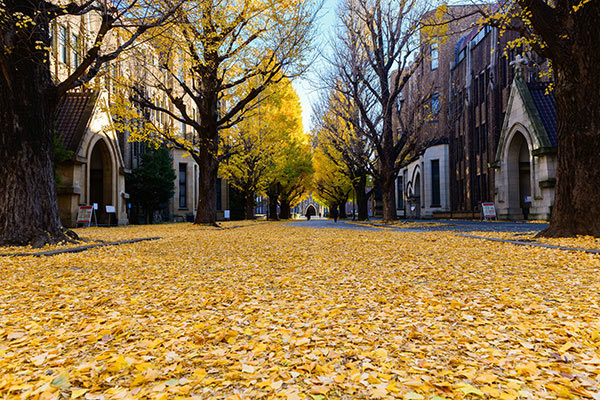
[1,223,600,400]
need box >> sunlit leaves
[1,223,600,399]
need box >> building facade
[397,142,451,218]
[51,9,229,226]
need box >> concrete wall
[397,144,450,218]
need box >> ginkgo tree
[0,0,182,247]
[327,0,428,222]
[220,77,306,220]
[312,143,353,219]
[115,0,318,225]
[313,89,374,221]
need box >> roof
[54,91,98,151]
[526,82,557,146]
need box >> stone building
[492,74,556,220]
[51,9,229,226]
[51,12,128,227]
[397,141,451,218]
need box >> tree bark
[353,175,369,221]
[279,201,291,220]
[380,166,397,222]
[0,22,70,247]
[267,185,279,221]
[537,51,600,237]
[194,148,218,225]
[244,191,255,220]
[338,202,347,219]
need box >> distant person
[331,206,339,223]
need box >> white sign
[93,203,98,210]
[224,210,231,219]
[105,205,116,213]
[524,196,533,203]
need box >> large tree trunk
[538,51,600,237]
[353,175,369,221]
[194,148,218,225]
[0,21,70,247]
[338,202,347,219]
[279,201,291,220]
[380,168,397,222]
[267,185,279,221]
[244,190,255,220]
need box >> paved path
[288,218,548,233]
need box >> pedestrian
[331,206,339,223]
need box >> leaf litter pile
[1,223,599,399]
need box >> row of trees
[311,0,429,222]
[311,0,599,237]
[0,0,598,246]
[0,0,318,246]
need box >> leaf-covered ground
[1,223,599,400]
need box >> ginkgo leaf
[458,384,484,396]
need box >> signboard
[481,202,497,220]
[105,205,116,213]
[524,196,533,203]
[77,206,94,224]
[224,210,231,219]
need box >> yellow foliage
[1,223,600,399]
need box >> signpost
[106,205,116,226]
[77,205,94,227]
[481,202,497,221]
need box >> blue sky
[292,0,339,134]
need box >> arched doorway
[305,204,316,219]
[89,140,113,225]
[412,172,421,218]
[506,131,531,219]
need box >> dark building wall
[447,25,548,215]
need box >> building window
[71,33,79,67]
[179,164,187,209]
[59,25,68,65]
[430,40,438,70]
[481,123,487,152]
[431,93,440,116]
[431,159,441,207]
[216,178,222,211]
[397,176,404,209]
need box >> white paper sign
[224,210,231,219]
[105,205,116,213]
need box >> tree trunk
[194,149,218,225]
[279,201,291,220]
[338,202,347,219]
[380,168,397,222]
[244,190,255,220]
[0,25,70,247]
[537,50,600,237]
[267,184,279,221]
[353,175,369,221]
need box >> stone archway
[89,139,114,225]
[306,204,316,218]
[506,131,531,219]
[411,171,421,218]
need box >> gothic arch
[87,138,115,224]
